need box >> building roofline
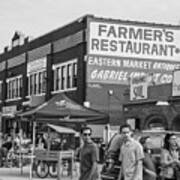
[90,15,180,29]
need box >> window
[72,62,77,87]
[61,66,66,90]
[28,70,46,96]
[52,59,77,92]
[6,75,22,100]
[67,64,72,88]
[0,81,2,101]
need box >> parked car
[101,129,180,180]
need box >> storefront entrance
[172,115,180,131]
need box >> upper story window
[27,57,47,96]
[0,81,2,101]
[53,59,77,92]
[6,75,22,100]
[28,70,46,96]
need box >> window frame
[27,69,46,96]
[6,75,22,101]
[52,59,77,93]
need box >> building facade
[123,83,180,131]
[1,15,180,134]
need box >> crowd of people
[0,132,31,167]
[78,124,180,180]
[0,125,180,180]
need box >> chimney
[24,36,33,44]
[11,31,25,48]
[4,46,9,53]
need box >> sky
[0,0,180,53]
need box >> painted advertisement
[86,55,180,84]
[172,70,180,96]
[88,21,180,61]
[130,76,148,100]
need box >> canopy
[47,124,76,134]
[18,93,109,125]
[18,103,47,117]
[36,93,108,119]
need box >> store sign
[86,55,180,84]
[2,105,17,117]
[130,76,148,100]
[27,57,47,74]
[88,21,180,61]
[172,70,180,96]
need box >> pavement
[0,165,79,180]
[0,164,103,180]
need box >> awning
[36,115,108,124]
[47,124,76,134]
[18,93,109,125]
[36,93,108,118]
[18,103,47,117]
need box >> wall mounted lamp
[156,101,170,106]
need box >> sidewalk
[0,164,102,180]
[0,166,79,180]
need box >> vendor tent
[36,93,108,119]
[18,93,109,125]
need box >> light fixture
[84,101,90,108]
[108,90,114,96]
[155,101,170,106]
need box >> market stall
[34,124,77,178]
[17,93,109,178]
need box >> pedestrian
[139,136,157,180]
[106,127,124,170]
[79,126,99,180]
[160,133,180,180]
[118,124,144,180]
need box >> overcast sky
[0,0,180,53]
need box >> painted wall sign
[172,70,180,96]
[88,21,180,61]
[86,55,180,84]
[130,76,148,100]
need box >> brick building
[0,15,180,135]
[123,83,180,131]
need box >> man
[106,128,123,169]
[118,124,144,180]
[79,126,99,180]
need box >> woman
[139,136,157,180]
[160,133,180,180]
